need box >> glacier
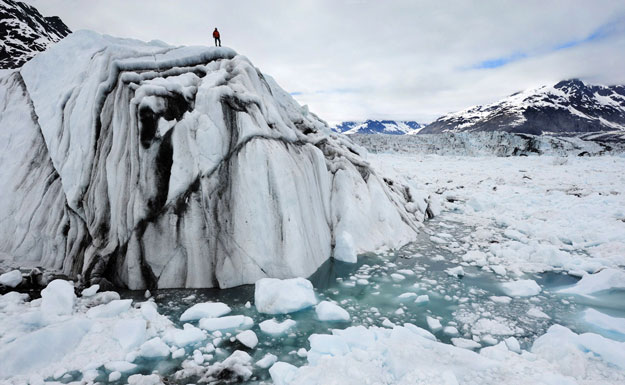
[0,30,428,290]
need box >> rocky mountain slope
[0,0,71,69]
[0,31,429,290]
[421,79,625,136]
[333,120,424,135]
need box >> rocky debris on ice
[500,279,541,297]
[0,30,427,290]
[315,300,350,321]
[199,350,253,383]
[0,270,22,288]
[559,268,625,297]
[179,302,231,321]
[255,277,317,314]
[259,318,297,335]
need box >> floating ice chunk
[139,337,170,358]
[315,301,350,321]
[500,279,541,297]
[180,302,231,321]
[504,337,521,353]
[109,371,122,382]
[334,231,357,263]
[254,278,317,314]
[259,318,297,335]
[445,266,465,277]
[0,270,22,287]
[403,323,436,341]
[81,284,99,297]
[481,335,498,345]
[527,307,550,319]
[489,296,512,304]
[451,337,481,350]
[532,324,625,371]
[127,374,164,385]
[397,269,415,276]
[0,318,92,377]
[256,353,277,369]
[41,279,75,316]
[559,269,625,296]
[114,319,147,350]
[269,361,298,385]
[382,318,396,328]
[236,330,258,349]
[443,326,459,336]
[462,250,488,266]
[472,318,515,336]
[193,349,204,364]
[491,265,507,276]
[584,308,625,336]
[162,323,206,347]
[139,301,159,322]
[307,334,351,365]
[415,294,430,304]
[390,273,405,282]
[172,348,185,359]
[297,348,308,357]
[104,361,137,372]
[199,315,254,331]
[426,316,442,332]
[86,299,132,318]
[398,292,417,300]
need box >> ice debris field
[1,150,625,384]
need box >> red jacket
[213,30,220,39]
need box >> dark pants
[214,38,221,47]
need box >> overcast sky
[24,0,625,124]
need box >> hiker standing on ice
[213,28,221,47]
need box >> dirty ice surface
[1,154,625,384]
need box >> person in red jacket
[213,28,221,47]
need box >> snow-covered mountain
[333,120,424,135]
[0,0,71,69]
[421,79,625,135]
[0,31,429,290]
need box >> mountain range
[420,79,625,135]
[332,120,424,135]
[0,0,71,69]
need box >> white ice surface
[500,280,542,297]
[259,319,297,335]
[276,324,625,384]
[235,330,258,349]
[315,301,350,321]
[255,278,317,314]
[0,270,22,287]
[559,268,625,296]
[179,302,231,321]
[198,315,254,331]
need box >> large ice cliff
[0,31,428,289]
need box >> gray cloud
[24,0,625,123]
